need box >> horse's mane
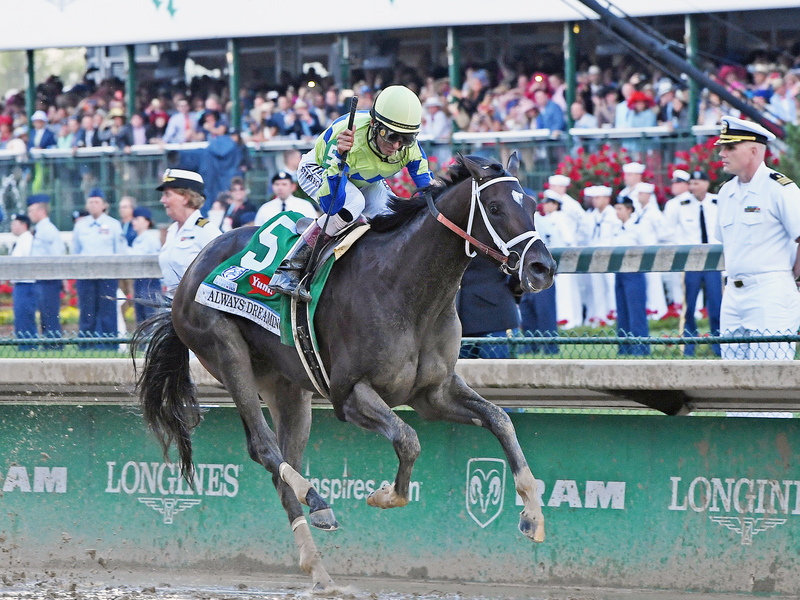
[368,155,506,233]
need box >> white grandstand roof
[8,0,798,50]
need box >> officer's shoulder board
[196,218,210,227]
[770,171,795,187]
[680,199,691,205]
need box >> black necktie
[281,200,286,213]
[699,204,708,244]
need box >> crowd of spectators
[2,50,800,159]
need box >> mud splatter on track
[0,571,792,600]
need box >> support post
[228,38,241,132]
[26,49,35,120]
[685,14,699,127]
[125,45,137,118]
[447,27,461,92]
[339,35,350,90]
[564,22,578,128]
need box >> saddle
[291,216,370,399]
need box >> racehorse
[132,153,556,590]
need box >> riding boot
[269,222,328,302]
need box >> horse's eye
[488,203,500,215]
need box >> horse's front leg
[427,375,544,543]
[340,381,421,508]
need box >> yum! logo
[248,273,276,297]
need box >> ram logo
[466,458,506,528]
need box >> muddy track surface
[1,570,792,600]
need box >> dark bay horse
[132,153,556,590]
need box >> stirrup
[269,240,315,302]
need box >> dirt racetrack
[2,570,796,600]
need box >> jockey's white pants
[720,270,800,360]
[297,156,391,235]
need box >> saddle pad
[195,211,368,346]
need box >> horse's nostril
[530,262,551,277]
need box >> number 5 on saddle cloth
[195,211,368,349]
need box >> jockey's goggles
[377,127,417,149]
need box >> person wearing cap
[628,181,669,321]
[270,85,434,301]
[662,168,696,309]
[610,197,652,355]
[9,213,36,349]
[26,194,65,347]
[254,171,318,227]
[581,185,620,325]
[72,187,127,350]
[529,190,579,334]
[617,162,652,212]
[157,168,222,294]
[665,169,723,356]
[27,110,56,150]
[542,179,584,328]
[713,116,800,360]
[129,206,162,324]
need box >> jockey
[269,85,434,301]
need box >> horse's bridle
[425,175,541,278]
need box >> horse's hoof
[309,507,339,531]
[311,579,335,593]
[366,483,409,509]
[519,512,545,542]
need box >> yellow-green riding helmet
[369,85,422,162]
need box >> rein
[424,175,541,278]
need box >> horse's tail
[131,310,202,483]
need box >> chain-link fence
[1,328,798,359]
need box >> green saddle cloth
[195,212,334,346]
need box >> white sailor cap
[622,162,645,174]
[584,185,612,197]
[543,189,562,203]
[714,116,777,146]
[634,182,655,194]
[671,169,690,182]
[548,174,571,187]
[156,168,205,195]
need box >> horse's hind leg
[196,323,334,590]
[341,381,421,508]
[263,377,338,531]
[252,377,335,590]
[422,375,545,543]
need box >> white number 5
[239,215,298,272]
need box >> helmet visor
[377,127,417,149]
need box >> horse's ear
[506,152,520,177]
[461,155,485,180]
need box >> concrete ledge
[0,358,798,413]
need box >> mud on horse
[132,152,556,590]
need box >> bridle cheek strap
[425,176,541,279]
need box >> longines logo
[105,461,240,525]
[670,476,799,545]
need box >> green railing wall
[1,404,797,594]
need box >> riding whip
[303,95,358,281]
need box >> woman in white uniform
[157,169,222,294]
